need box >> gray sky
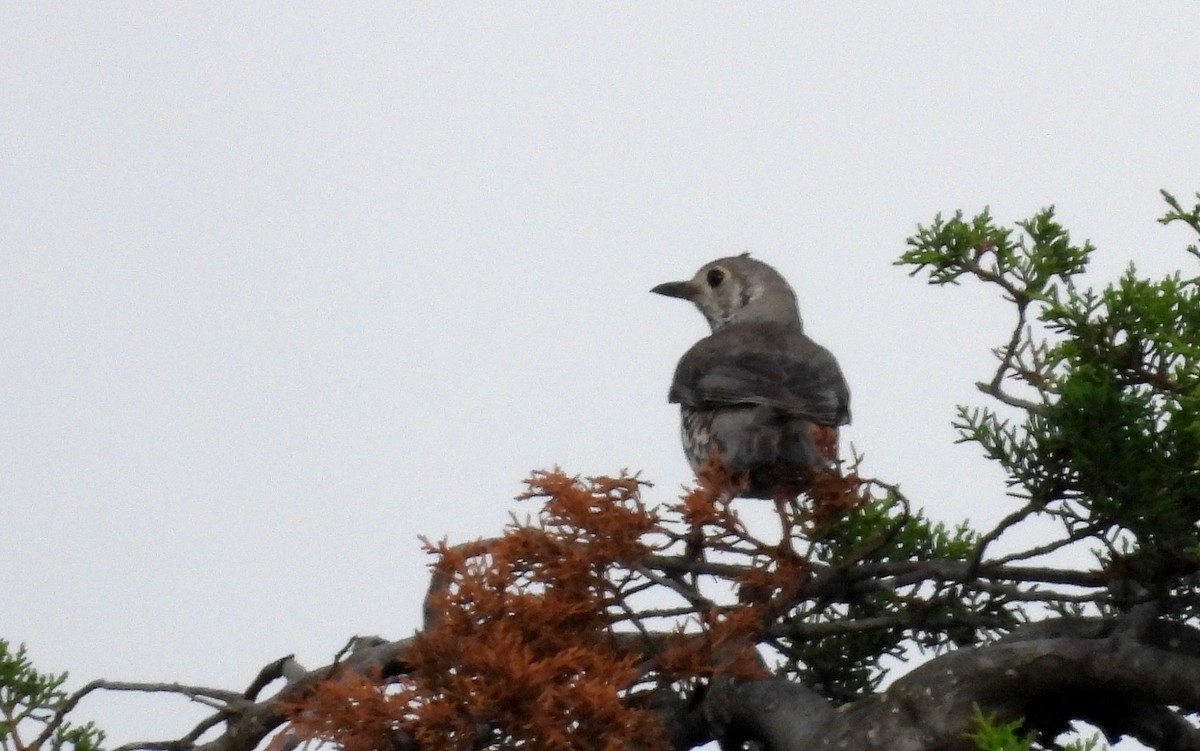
[3,4,1198,745]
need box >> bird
[651,254,851,498]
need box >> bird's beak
[650,280,698,300]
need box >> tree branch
[807,626,1200,751]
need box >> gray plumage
[652,255,851,498]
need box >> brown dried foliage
[283,465,864,751]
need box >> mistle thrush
[652,254,851,498]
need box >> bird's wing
[668,328,851,426]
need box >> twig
[632,564,716,610]
[966,498,1043,576]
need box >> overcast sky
[3,3,1199,745]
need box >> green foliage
[814,491,978,563]
[778,492,1011,701]
[968,707,1034,751]
[899,193,1200,602]
[1159,190,1200,259]
[901,206,1092,298]
[0,641,104,751]
[968,708,1108,751]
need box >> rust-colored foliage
[280,670,409,751]
[283,466,862,751]
[285,472,670,751]
[805,468,868,532]
[656,606,766,681]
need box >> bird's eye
[706,268,725,287]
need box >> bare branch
[108,638,417,751]
[966,498,1049,576]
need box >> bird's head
[651,254,803,332]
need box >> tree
[7,192,1200,751]
[0,641,104,751]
